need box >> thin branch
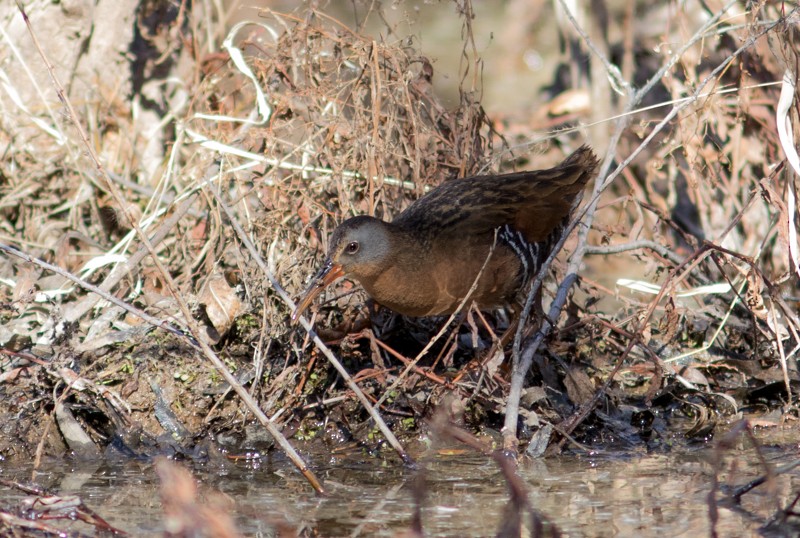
[0,243,188,341]
[584,240,685,266]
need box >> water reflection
[1,446,798,537]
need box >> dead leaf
[484,348,505,378]
[199,273,243,339]
[564,366,595,405]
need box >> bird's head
[292,216,394,321]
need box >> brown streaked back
[393,145,599,244]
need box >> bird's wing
[394,146,599,243]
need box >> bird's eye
[345,241,359,254]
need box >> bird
[292,146,599,322]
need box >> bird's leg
[470,305,499,342]
[431,336,459,371]
[450,307,512,385]
[368,299,400,340]
[429,313,464,371]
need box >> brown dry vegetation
[0,0,799,492]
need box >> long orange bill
[291,259,345,322]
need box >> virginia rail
[292,146,598,321]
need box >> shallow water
[2,440,799,537]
